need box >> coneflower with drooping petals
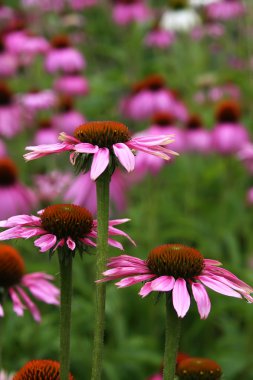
[52,96,86,135]
[0,204,135,253]
[112,0,151,26]
[0,82,23,138]
[0,243,59,322]
[212,99,249,154]
[100,244,253,318]
[13,360,74,380]
[184,114,213,154]
[24,120,178,181]
[206,0,245,21]
[0,157,37,219]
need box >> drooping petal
[108,225,136,247]
[108,238,123,250]
[66,237,76,250]
[8,288,25,316]
[151,276,175,291]
[0,214,41,227]
[74,143,99,154]
[139,282,153,297]
[113,143,135,172]
[24,142,73,161]
[34,234,57,252]
[115,274,156,288]
[90,148,109,180]
[16,286,41,322]
[191,282,211,319]
[172,278,190,318]
[0,304,4,317]
[197,275,242,298]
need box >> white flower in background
[160,8,201,32]
[190,0,220,7]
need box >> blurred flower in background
[112,0,151,26]
[13,360,74,379]
[177,357,222,379]
[0,243,59,322]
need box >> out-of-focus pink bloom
[212,100,249,154]
[0,158,37,219]
[237,143,253,174]
[24,120,178,181]
[4,30,28,55]
[45,35,85,74]
[18,35,49,56]
[191,23,224,39]
[52,95,86,135]
[33,170,73,203]
[121,75,188,121]
[54,74,89,96]
[21,0,65,11]
[0,370,13,380]
[64,169,129,215]
[194,82,240,104]
[68,0,97,9]
[147,375,162,380]
[144,27,175,48]
[0,243,59,322]
[184,115,213,154]
[112,0,151,25]
[0,6,14,23]
[0,205,135,252]
[246,187,253,205]
[33,119,59,145]
[206,0,245,20]
[100,244,253,319]
[0,82,23,138]
[0,38,18,77]
[18,89,57,113]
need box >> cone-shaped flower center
[51,35,71,49]
[0,158,18,186]
[147,244,204,278]
[13,359,74,380]
[74,121,131,148]
[177,357,222,380]
[0,82,12,106]
[0,244,25,288]
[58,95,74,113]
[132,75,165,93]
[40,204,93,240]
[152,112,175,126]
[186,115,203,130]
[216,100,241,123]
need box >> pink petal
[197,275,242,298]
[74,143,98,154]
[108,238,123,250]
[79,237,97,247]
[151,276,175,291]
[172,279,190,318]
[66,237,76,250]
[24,142,72,161]
[107,254,146,268]
[59,132,80,143]
[113,143,135,172]
[0,304,4,317]
[0,214,41,227]
[90,148,109,180]
[115,274,156,288]
[103,266,148,277]
[191,283,211,319]
[108,226,136,247]
[16,286,41,322]
[34,234,57,252]
[130,134,175,146]
[139,282,153,297]
[8,288,25,316]
[203,259,222,267]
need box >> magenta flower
[24,120,177,181]
[33,170,73,203]
[206,0,245,21]
[0,204,134,253]
[0,157,37,219]
[0,82,23,139]
[144,28,175,49]
[54,74,89,96]
[18,89,57,113]
[112,0,151,26]
[33,119,59,145]
[184,115,213,154]
[100,244,253,319]
[69,0,97,10]
[0,243,59,322]
[45,35,85,74]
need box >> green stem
[91,171,110,380]
[59,254,73,380]
[163,295,182,380]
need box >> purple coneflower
[33,119,59,145]
[0,158,37,219]
[0,82,23,139]
[144,26,176,49]
[0,204,134,252]
[18,89,57,113]
[54,73,89,96]
[0,243,59,322]
[100,244,253,319]
[177,357,222,379]
[24,120,177,181]
[212,99,249,154]
[206,0,245,21]
[112,0,151,26]
[184,114,213,154]
[45,35,85,74]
